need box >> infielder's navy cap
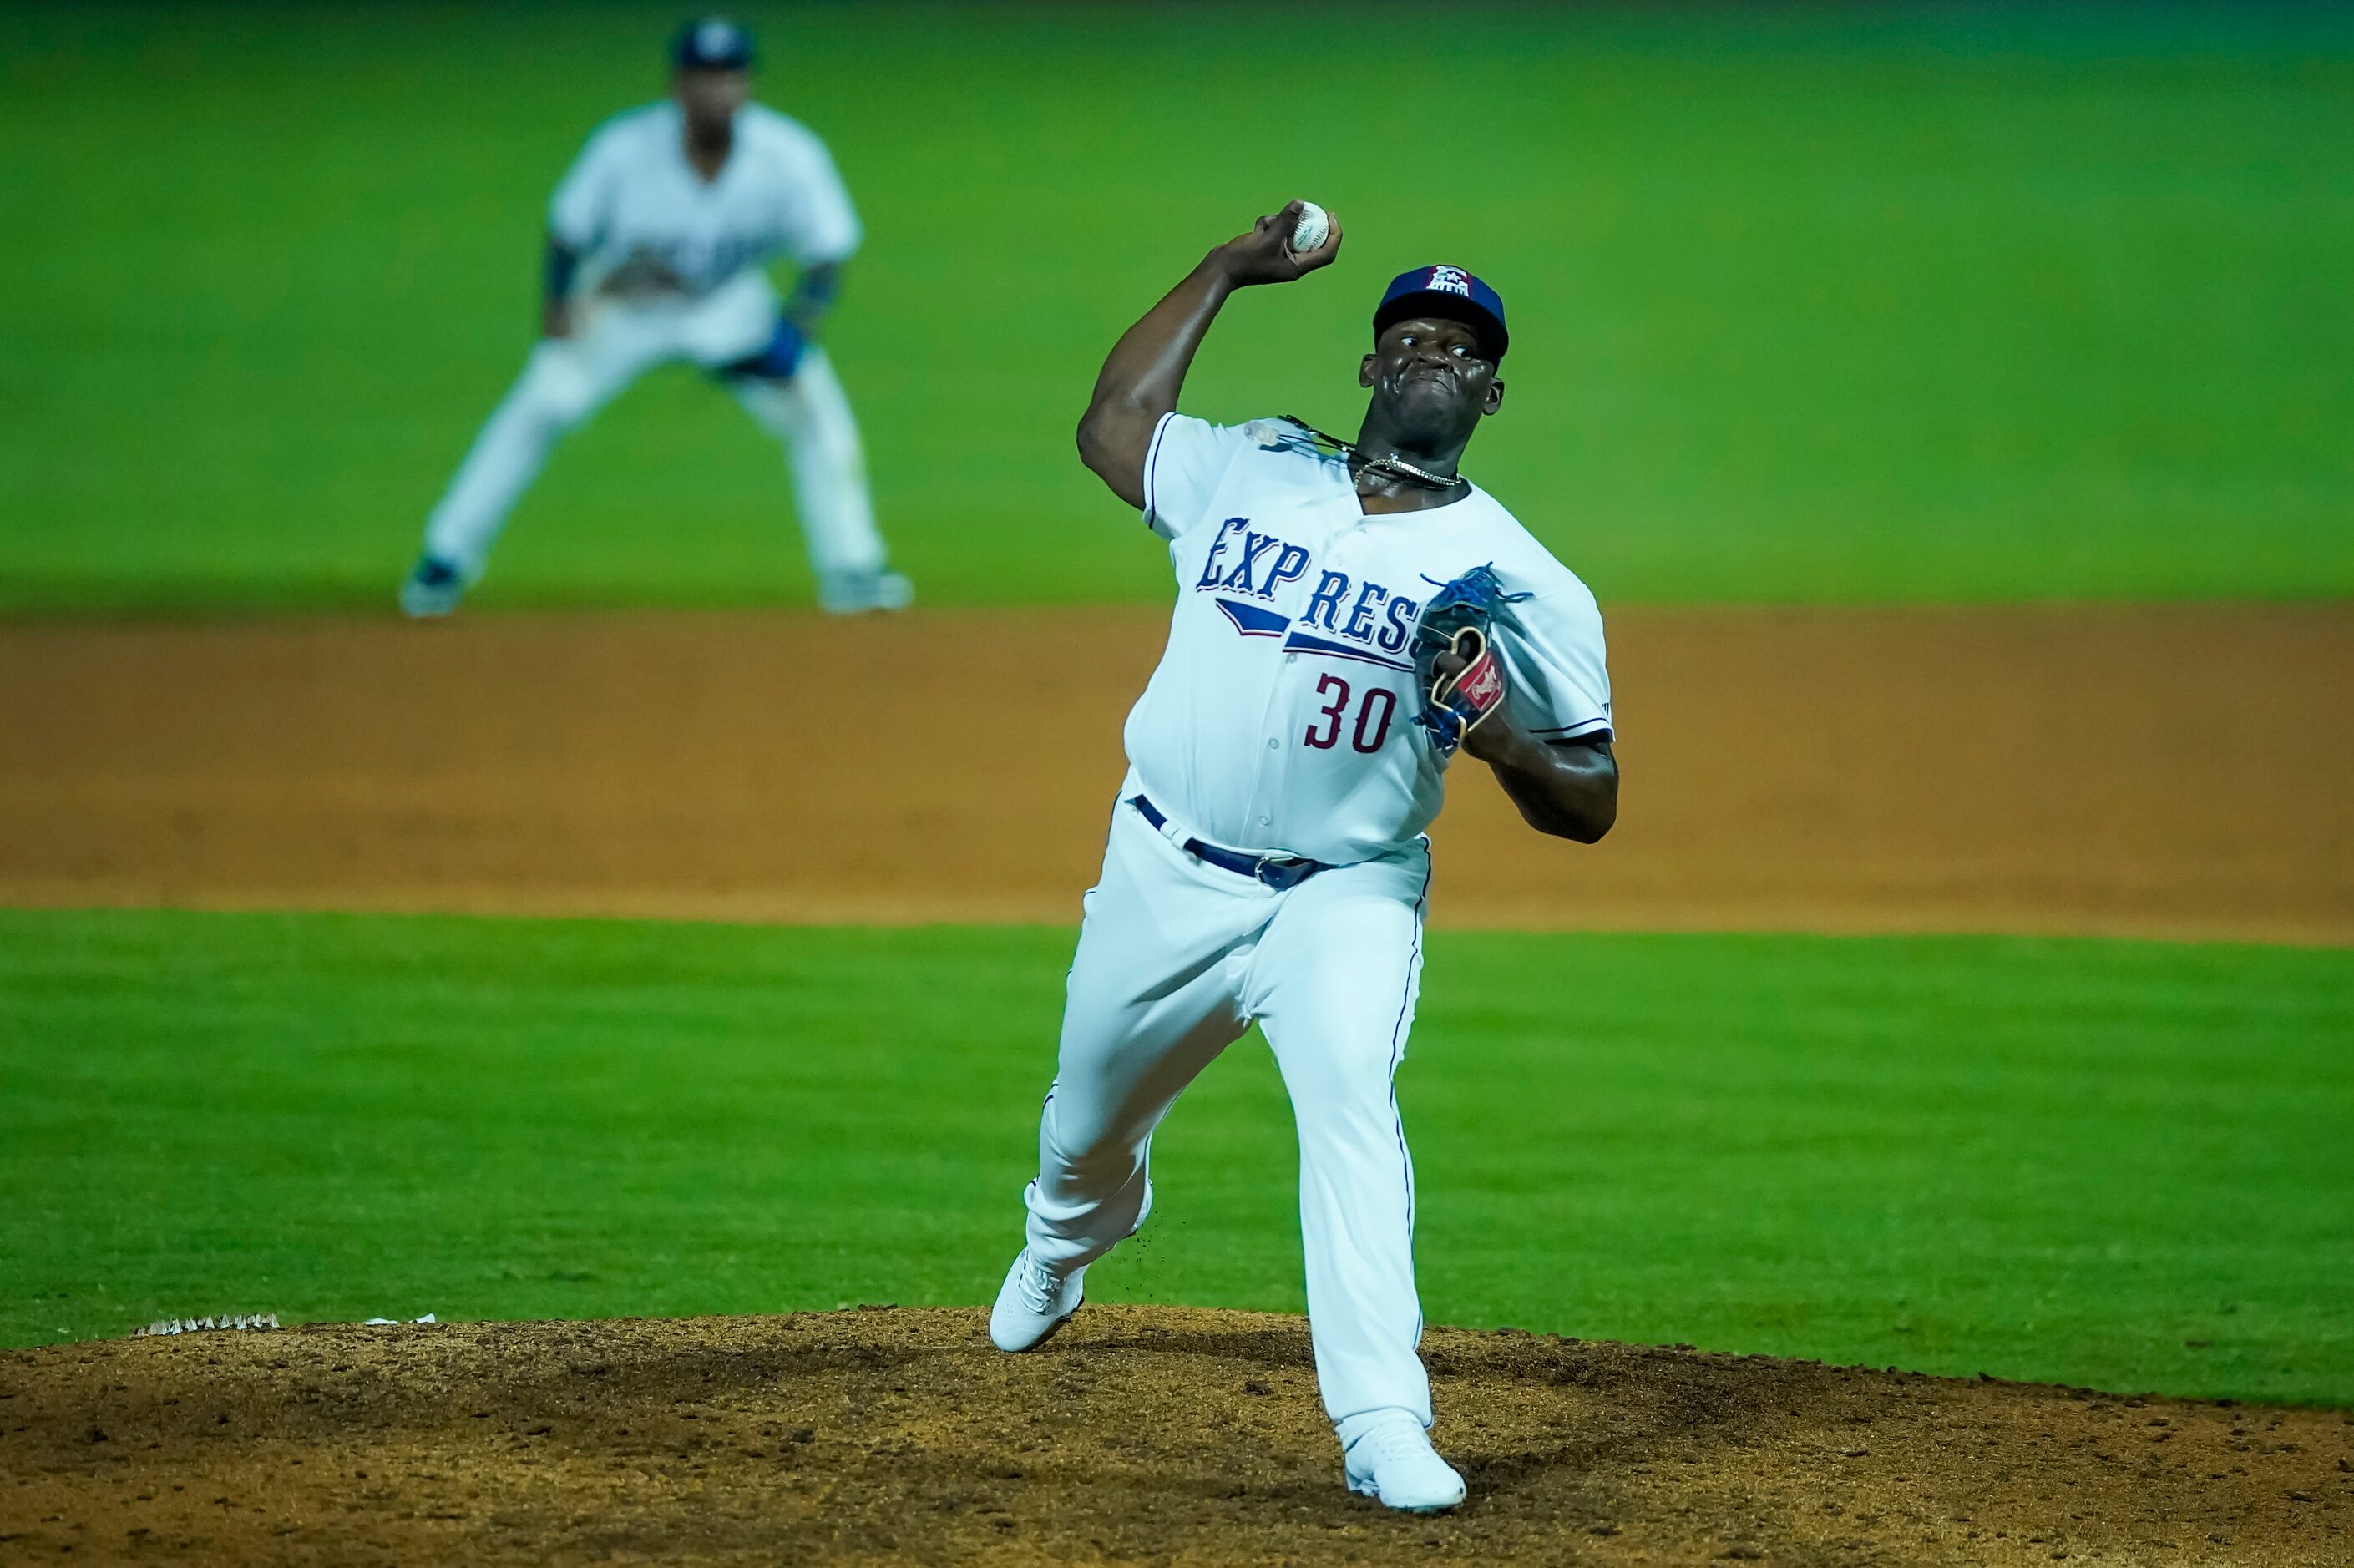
[673,16,755,71]
[1374,266,1508,362]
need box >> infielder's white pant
[423,273,885,583]
[1025,791,1435,1428]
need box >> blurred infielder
[987,205,1619,1514]
[402,18,907,617]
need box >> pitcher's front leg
[1253,851,1462,1511]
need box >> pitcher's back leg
[1025,810,1267,1272]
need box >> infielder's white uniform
[1023,413,1612,1427]
[422,101,887,584]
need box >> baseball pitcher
[402,18,907,617]
[987,205,1619,1512]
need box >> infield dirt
[3,604,2349,942]
[4,1307,2349,1566]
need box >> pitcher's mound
[3,1305,2346,1565]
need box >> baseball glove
[1411,564,1531,756]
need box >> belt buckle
[1253,852,1301,889]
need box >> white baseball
[1290,200,1330,254]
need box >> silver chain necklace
[1281,417,1468,495]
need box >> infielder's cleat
[399,555,465,619]
[818,569,914,615]
[988,1248,1083,1353]
[1340,1411,1467,1514]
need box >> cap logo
[1425,266,1472,297]
[696,20,739,57]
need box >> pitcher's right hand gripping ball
[1217,200,1344,287]
[1413,564,1531,756]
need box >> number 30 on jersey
[1304,675,1399,754]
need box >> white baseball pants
[1023,789,1437,1429]
[422,271,885,583]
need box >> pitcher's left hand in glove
[1411,564,1531,756]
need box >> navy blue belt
[1129,795,1327,891]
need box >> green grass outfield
[4,3,2351,613]
[5,908,2349,1405]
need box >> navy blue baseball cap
[1374,265,1508,362]
[673,16,755,71]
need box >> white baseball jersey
[1123,412,1613,866]
[548,102,861,297]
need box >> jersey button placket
[1239,574,1299,844]
[1253,505,1351,850]
[1247,704,1286,846]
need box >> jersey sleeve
[1501,576,1614,743]
[546,124,620,251]
[783,131,862,265]
[1141,413,1253,541]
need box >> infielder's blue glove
[731,317,807,379]
[1411,564,1530,756]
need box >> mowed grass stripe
[3,5,2350,610]
[2,909,2347,1404]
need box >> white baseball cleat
[1340,1410,1467,1513]
[818,569,914,615]
[989,1248,1084,1353]
[399,555,465,619]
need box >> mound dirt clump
[3,1306,2348,1565]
